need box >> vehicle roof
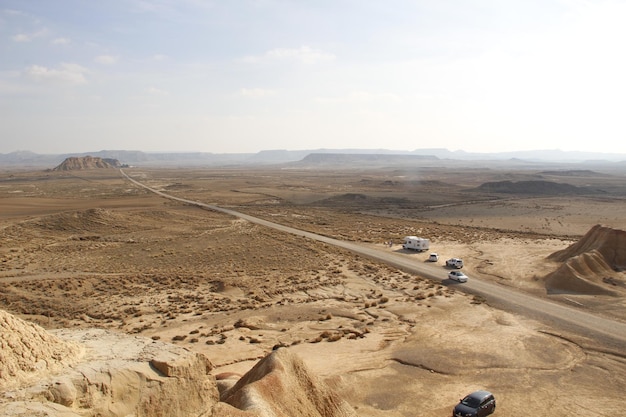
[466,390,493,400]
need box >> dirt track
[2,166,626,416]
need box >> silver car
[448,270,468,283]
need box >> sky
[1,0,625,155]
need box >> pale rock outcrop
[0,310,83,391]
[1,318,218,417]
[1,311,358,417]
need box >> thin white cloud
[131,0,215,16]
[11,28,48,42]
[3,9,26,16]
[11,34,29,42]
[153,54,168,61]
[146,86,168,95]
[243,46,335,65]
[94,55,119,65]
[239,88,276,98]
[0,70,28,95]
[316,91,401,104]
[51,37,70,45]
[24,63,88,85]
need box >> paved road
[122,170,626,350]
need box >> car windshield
[461,396,481,408]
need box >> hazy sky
[1,1,625,155]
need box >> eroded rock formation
[545,225,626,294]
[0,310,357,417]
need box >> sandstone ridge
[0,310,356,417]
[545,225,626,294]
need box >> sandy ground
[1,167,626,416]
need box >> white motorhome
[402,236,430,252]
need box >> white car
[446,258,464,269]
[427,253,439,262]
[448,270,468,283]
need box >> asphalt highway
[122,170,626,351]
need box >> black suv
[452,390,496,417]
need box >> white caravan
[402,236,430,252]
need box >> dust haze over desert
[1,151,626,416]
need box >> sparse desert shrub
[172,335,186,341]
[151,335,161,340]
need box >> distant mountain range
[1,148,625,168]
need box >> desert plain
[1,159,626,416]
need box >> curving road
[121,170,626,350]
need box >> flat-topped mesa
[52,156,121,171]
